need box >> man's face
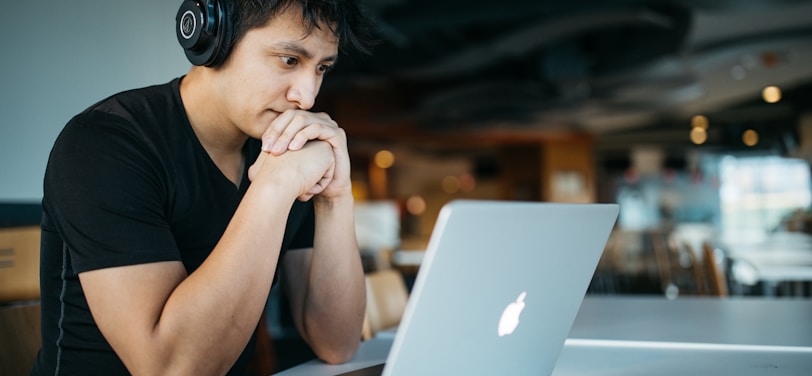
[214,7,339,139]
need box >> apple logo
[498,291,527,336]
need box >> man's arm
[79,141,336,375]
[281,193,366,364]
[264,108,366,364]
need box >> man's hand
[260,109,352,200]
[248,140,335,202]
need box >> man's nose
[286,73,320,110]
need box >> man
[33,1,374,374]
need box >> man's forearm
[305,193,366,363]
[147,182,298,373]
[83,194,294,375]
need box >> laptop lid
[383,200,619,376]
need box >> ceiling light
[762,86,781,103]
[459,173,476,192]
[691,115,708,130]
[405,195,426,216]
[742,129,759,147]
[690,127,707,145]
[761,52,781,68]
[374,150,395,169]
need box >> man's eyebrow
[272,41,338,63]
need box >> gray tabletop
[568,296,812,347]
[274,296,812,375]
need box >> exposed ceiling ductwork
[321,0,812,154]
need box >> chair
[702,242,729,297]
[0,226,41,302]
[362,269,409,340]
[0,302,41,376]
[0,226,42,375]
[652,232,707,297]
[681,241,709,296]
[588,230,622,294]
[246,314,278,376]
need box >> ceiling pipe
[394,9,675,79]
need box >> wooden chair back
[702,242,729,297]
[362,269,409,340]
[0,226,42,375]
[652,232,709,297]
[0,302,41,376]
[0,226,41,303]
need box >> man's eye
[318,64,335,74]
[280,56,298,66]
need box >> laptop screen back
[383,200,619,376]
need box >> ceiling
[320,0,812,157]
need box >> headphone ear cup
[176,0,227,66]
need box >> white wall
[0,1,191,202]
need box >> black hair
[225,0,375,57]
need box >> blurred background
[317,0,812,298]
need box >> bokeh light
[373,150,395,169]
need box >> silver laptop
[344,199,619,376]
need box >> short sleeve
[43,111,180,273]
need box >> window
[719,155,811,244]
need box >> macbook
[343,199,619,375]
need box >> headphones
[175,0,231,67]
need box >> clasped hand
[247,109,351,202]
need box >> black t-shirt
[33,77,314,375]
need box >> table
[568,296,812,347]
[554,342,812,376]
[274,296,812,375]
[723,232,812,296]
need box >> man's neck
[180,69,248,186]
